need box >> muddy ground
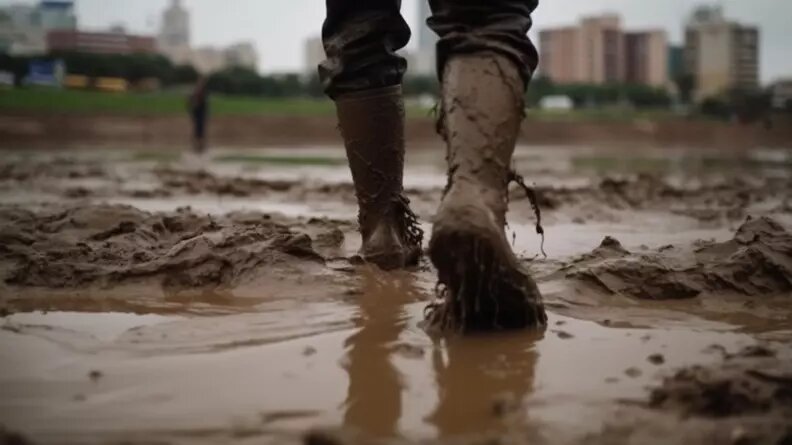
[2,112,792,150]
[0,145,791,445]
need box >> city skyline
[1,0,789,83]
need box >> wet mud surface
[0,146,791,444]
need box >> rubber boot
[336,85,423,270]
[427,53,547,331]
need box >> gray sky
[3,0,791,83]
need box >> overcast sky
[3,0,790,82]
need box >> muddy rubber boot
[336,85,423,270]
[427,53,547,331]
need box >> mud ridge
[524,174,792,223]
[558,216,792,300]
[0,204,345,294]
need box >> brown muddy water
[1,145,791,445]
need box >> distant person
[319,0,547,331]
[188,76,209,154]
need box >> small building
[47,30,156,55]
[224,42,258,71]
[303,36,325,77]
[771,80,792,110]
[38,0,77,31]
[539,95,574,111]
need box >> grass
[213,154,347,166]
[526,108,678,122]
[572,155,673,173]
[0,87,680,121]
[0,87,337,116]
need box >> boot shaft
[335,85,406,237]
[439,53,526,224]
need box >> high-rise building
[224,42,258,71]
[667,45,685,81]
[0,7,47,55]
[539,27,583,83]
[417,1,437,52]
[304,36,325,76]
[159,0,190,52]
[0,1,76,55]
[624,31,668,87]
[770,79,792,110]
[411,2,436,77]
[539,15,669,88]
[38,1,76,31]
[191,47,226,74]
[580,15,624,84]
[684,6,759,99]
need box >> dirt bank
[2,112,792,149]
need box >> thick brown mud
[557,216,792,301]
[0,146,791,444]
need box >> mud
[0,203,356,314]
[556,216,792,301]
[3,112,792,150]
[646,344,792,445]
[0,146,791,444]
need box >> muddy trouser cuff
[319,1,411,99]
[335,84,403,102]
[428,0,539,87]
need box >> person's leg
[425,0,547,331]
[320,0,423,270]
[192,109,206,154]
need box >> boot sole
[428,204,547,332]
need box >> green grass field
[0,88,339,116]
[0,87,679,121]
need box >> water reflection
[342,267,421,438]
[428,329,544,439]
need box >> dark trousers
[319,0,539,99]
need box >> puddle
[0,298,760,444]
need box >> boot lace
[394,194,424,248]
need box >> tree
[673,73,696,105]
[174,64,199,84]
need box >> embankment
[1,112,791,149]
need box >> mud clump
[0,204,337,298]
[563,216,792,300]
[0,427,34,445]
[153,168,295,197]
[0,159,105,182]
[649,345,792,444]
[522,174,792,224]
